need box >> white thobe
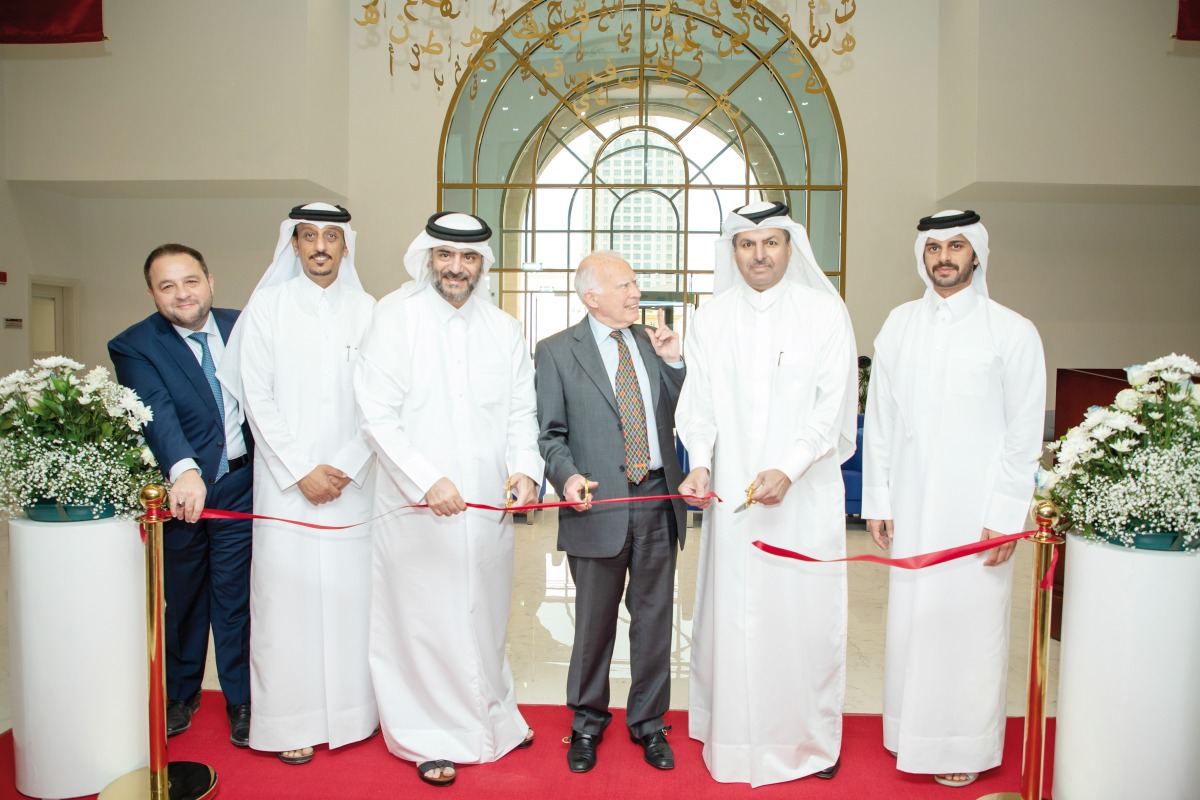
[354,285,544,765]
[237,275,379,751]
[861,284,1046,775]
[676,281,857,787]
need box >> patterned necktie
[188,332,228,481]
[610,330,649,483]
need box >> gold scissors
[733,481,755,513]
[499,477,516,525]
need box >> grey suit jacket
[535,317,687,558]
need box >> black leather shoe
[165,692,201,737]
[567,732,601,773]
[815,757,841,780]
[631,728,674,770]
[226,703,251,748]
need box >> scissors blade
[499,480,516,525]
[733,501,752,514]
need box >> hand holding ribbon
[678,467,713,508]
[423,477,467,516]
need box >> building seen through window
[438,0,847,348]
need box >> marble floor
[0,510,1059,734]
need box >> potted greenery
[1042,352,1200,800]
[1037,352,1199,551]
[0,356,163,521]
[857,355,871,415]
[2,356,157,796]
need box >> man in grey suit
[534,250,687,774]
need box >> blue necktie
[188,332,228,481]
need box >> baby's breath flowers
[0,357,163,518]
[1038,353,1199,551]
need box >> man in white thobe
[676,201,858,787]
[219,202,378,765]
[355,212,543,788]
[862,210,1046,788]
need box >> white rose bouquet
[1036,353,1200,552]
[0,357,164,519]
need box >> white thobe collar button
[935,300,951,324]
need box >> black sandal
[418,759,457,787]
[517,728,534,749]
[278,748,314,765]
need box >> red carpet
[2,694,1054,799]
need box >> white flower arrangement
[0,357,164,519]
[1037,353,1200,552]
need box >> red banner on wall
[0,0,103,44]
[1179,0,1200,41]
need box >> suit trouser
[163,462,253,705]
[566,470,677,739]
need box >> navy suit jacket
[108,308,253,535]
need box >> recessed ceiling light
[502,106,509,111]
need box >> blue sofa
[841,414,865,516]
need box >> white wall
[826,0,943,356]
[3,0,348,192]
[1,0,1197,407]
[0,67,27,369]
[975,0,1200,192]
[833,0,1200,404]
[0,1,352,377]
[982,201,1200,381]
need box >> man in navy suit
[108,243,254,747]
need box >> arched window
[440,0,846,343]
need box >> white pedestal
[8,516,149,799]
[1052,533,1200,800]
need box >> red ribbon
[197,492,721,531]
[195,494,1059,589]
[1042,544,1059,591]
[753,530,1061,590]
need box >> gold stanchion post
[979,500,1063,800]
[99,485,218,800]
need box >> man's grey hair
[574,249,625,303]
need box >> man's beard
[431,267,479,303]
[928,261,971,289]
